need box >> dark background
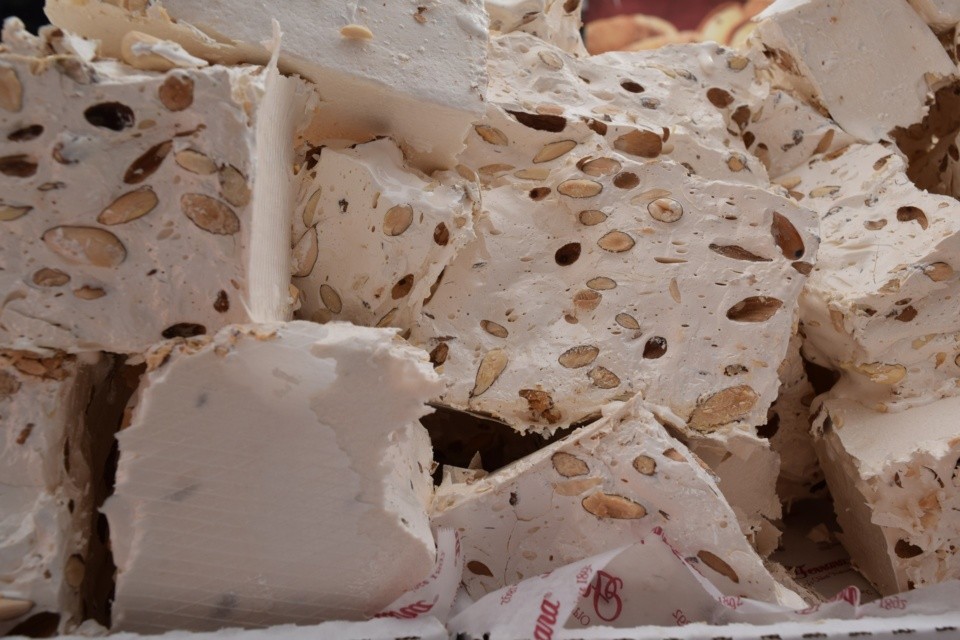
[3,0,48,32]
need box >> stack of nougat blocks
[1,0,960,633]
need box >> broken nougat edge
[432,395,806,608]
[44,0,488,172]
[0,350,113,634]
[106,321,440,633]
[812,389,960,595]
[0,23,317,353]
[754,0,956,143]
[292,137,478,331]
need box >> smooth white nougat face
[105,322,440,633]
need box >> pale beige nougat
[412,36,819,436]
[106,322,439,633]
[45,0,489,172]
[0,350,111,634]
[784,143,960,411]
[432,396,805,607]
[813,391,960,595]
[291,138,477,331]
[0,23,313,354]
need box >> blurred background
[3,0,47,32]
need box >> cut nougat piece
[44,0,488,171]
[813,391,960,594]
[0,24,315,353]
[105,322,439,633]
[755,0,956,142]
[431,396,805,607]
[292,138,477,330]
[787,143,960,410]
[412,103,818,435]
[0,350,111,634]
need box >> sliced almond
[615,312,641,330]
[319,284,343,314]
[474,124,509,146]
[551,451,589,477]
[0,154,37,177]
[573,289,602,312]
[73,286,106,300]
[340,24,374,39]
[302,188,323,228]
[853,362,907,385]
[376,308,398,328]
[924,262,954,281]
[613,130,662,158]
[481,319,509,338]
[175,149,217,174]
[292,228,319,278]
[42,226,127,267]
[121,31,179,71]
[597,230,635,253]
[558,345,599,368]
[632,455,656,475]
[98,187,158,225]
[771,212,805,259]
[0,66,23,112]
[558,179,602,198]
[582,492,647,519]
[533,139,577,163]
[579,157,621,177]
[383,204,414,236]
[0,203,31,221]
[181,194,240,235]
[0,596,33,622]
[697,550,739,583]
[218,165,251,207]
[726,296,783,322]
[809,185,840,198]
[32,268,70,287]
[466,560,494,577]
[391,274,414,300]
[708,244,770,262]
[647,197,683,223]
[578,209,607,226]
[588,366,620,389]
[124,141,172,184]
[65,555,86,588]
[514,167,551,180]
[472,349,508,397]
[158,74,194,111]
[538,50,564,69]
[586,276,617,291]
[689,385,759,432]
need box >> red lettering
[583,570,624,622]
[532,597,561,640]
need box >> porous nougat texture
[813,392,960,595]
[292,138,477,331]
[45,0,489,171]
[784,143,960,411]
[0,350,110,635]
[431,396,805,607]
[106,322,439,633]
[486,0,587,55]
[755,0,956,143]
[0,23,314,354]
[411,36,819,436]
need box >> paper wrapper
[445,527,960,638]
